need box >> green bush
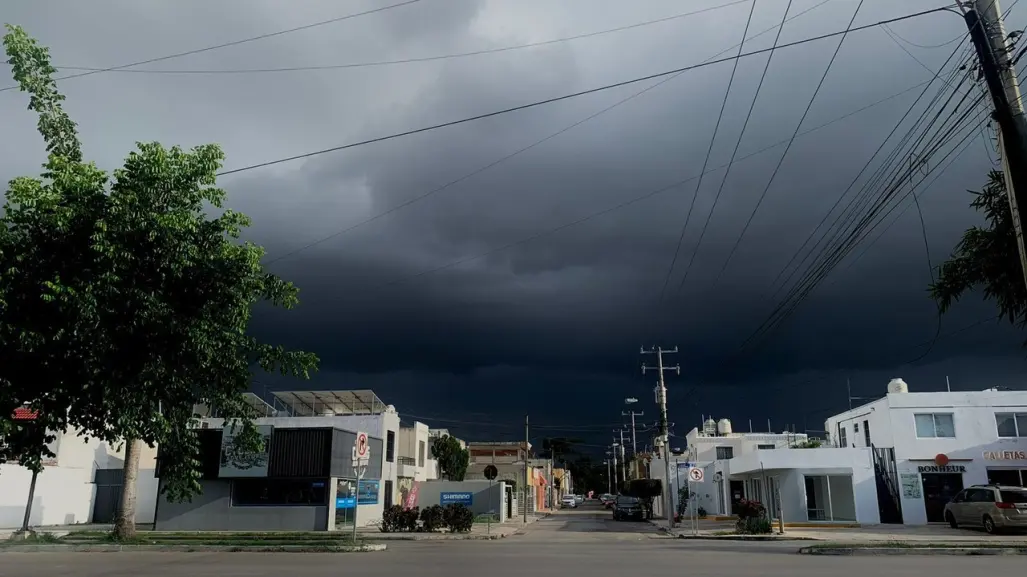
[735,499,772,534]
[697,506,708,519]
[420,505,446,532]
[443,504,474,533]
[400,507,420,532]
[380,505,405,533]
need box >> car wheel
[983,515,996,534]
[945,512,958,528]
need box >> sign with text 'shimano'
[441,492,473,506]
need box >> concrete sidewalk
[652,518,1027,544]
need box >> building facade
[825,382,1027,524]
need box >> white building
[187,389,401,530]
[396,421,438,506]
[0,408,159,529]
[825,380,1027,525]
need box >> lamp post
[623,398,643,457]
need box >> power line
[214,6,956,178]
[52,0,754,75]
[658,0,758,301]
[674,0,795,296]
[0,0,424,93]
[359,80,940,291]
[710,0,866,289]
[262,0,838,266]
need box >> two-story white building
[825,379,1027,525]
[396,421,438,507]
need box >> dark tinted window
[232,479,328,506]
[1000,490,1027,503]
[968,489,994,503]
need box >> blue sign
[676,462,693,471]
[440,492,473,506]
[335,497,356,509]
[358,480,379,505]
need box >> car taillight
[995,502,1015,509]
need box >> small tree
[431,435,469,481]
[0,25,317,539]
[931,170,1027,332]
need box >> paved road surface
[5,504,1023,576]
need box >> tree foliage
[430,435,469,481]
[931,170,1027,334]
[0,24,318,522]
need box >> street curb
[677,534,817,541]
[0,543,387,553]
[510,513,553,536]
[363,533,506,541]
[797,546,1027,556]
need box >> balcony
[398,456,418,479]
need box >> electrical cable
[213,5,956,178]
[52,0,754,76]
[730,81,989,354]
[658,0,759,301]
[0,0,424,93]
[357,81,940,292]
[710,0,867,289]
[263,0,839,265]
[732,107,990,356]
[673,0,796,296]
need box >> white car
[561,495,578,508]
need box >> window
[715,446,734,460]
[1000,489,1027,503]
[232,479,328,506]
[995,413,1027,437]
[418,440,426,468]
[863,420,871,447]
[757,444,775,450]
[853,422,859,433]
[386,430,395,463]
[914,413,955,438]
[968,488,994,503]
[838,426,847,448]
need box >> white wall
[0,431,159,528]
[827,389,1027,525]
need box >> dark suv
[612,495,644,521]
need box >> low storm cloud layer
[3,0,1024,447]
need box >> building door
[920,473,964,522]
[384,480,394,508]
[729,481,744,514]
[92,468,124,523]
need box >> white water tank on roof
[887,378,909,394]
[703,418,717,435]
[717,418,733,435]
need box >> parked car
[612,495,644,521]
[561,494,578,508]
[944,484,1027,534]
[574,494,585,505]
[599,493,614,505]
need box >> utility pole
[524,415,529,523]
[605,459,612,494]
[622,409,643,456]
[614,429,628,480]
[641,345,680,531]
[965,0,1027,291]
[609,445,619,490]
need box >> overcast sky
[3,0,1025,453]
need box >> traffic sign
[355,432,369,459]
[688,467,704,482]
[483,464,498,480]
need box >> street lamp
[623,399,642,457]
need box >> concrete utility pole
[609,444,619,489]
[965,0,1027,291]
[605,459,613,494]
[622,402,643,457]
[614,428,628,480]
[641,346,679,531]
[524,415,529,523]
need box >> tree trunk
[112,438,141,540]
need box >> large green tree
[931,170,1027,330]
[0,25,318,538]
[430,435,469,481]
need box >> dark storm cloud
[4,0,1026,443]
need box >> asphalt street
[4,504,1024,576]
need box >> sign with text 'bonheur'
[441,492,473,506]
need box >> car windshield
[617,496,640,504]
[1000,490,1027,503]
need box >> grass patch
[1,533,63,545]
[473,514,499,524]
[711,530,737,536]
